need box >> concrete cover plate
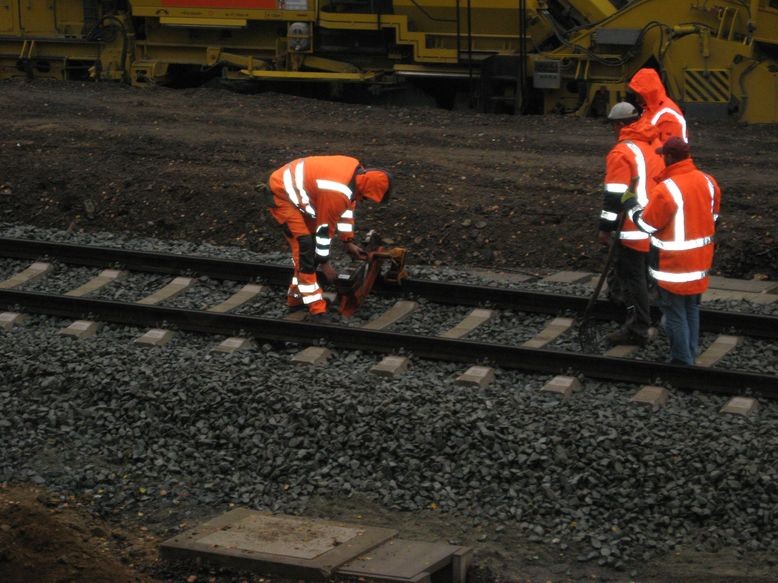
[338,539,466,580]
[160,508,397,579]
[198,514,361,559]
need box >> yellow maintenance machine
[1,0,776,123]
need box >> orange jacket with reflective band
[601,118,664,252]
[628,158,721,295]
[629,68,688,144]
[269,155,359,242]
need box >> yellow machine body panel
[532,0,778,123]
[0,0,776,122]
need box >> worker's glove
[318,261,337,285]
[620,190,638,211]
[345,242,368,261]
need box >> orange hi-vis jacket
[600,118,664,252]
[269,155,360,263]
[627,158,721,295]
[629,68,688,144]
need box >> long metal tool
[578,215,624,352]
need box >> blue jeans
[657,288,701,365]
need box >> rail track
[1,237,776,399]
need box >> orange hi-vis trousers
[268,193,327,315]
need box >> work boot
[286,297,305,312]
[605,328,648,347]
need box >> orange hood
[356,169,392,203]
[629,68,669,111]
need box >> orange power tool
[334,232,407,317]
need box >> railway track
[1,237,776,399]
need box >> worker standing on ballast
[599,101,664,346]
[263,155,392,317]
[621,137,721,365]
[629,68,688,144]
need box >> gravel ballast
[1,224,778,577]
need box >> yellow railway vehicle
[1,0,776,122]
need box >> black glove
[345,242,367,260]
[621,190,638,211]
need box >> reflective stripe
[298,282,320,293]
[291,276,299,285]
[605,183,628,193]
[283,168,300,206]
[704,174,717,220]
[337,222,354,232]
[340,209,354,219]
[303,292,323,304]
[294,162,309,206]
[316,179,352,199]
[620,231,649,240]
[651,235,712,251]
[294,162,317,218]
[663,178,686,242]
[624,141,648,205]
[651,108,688,142]
[649,267,707,283]
[315,235,330,245]
[627,207,659,234]
[601,210,618,221]
[283,164,316,217]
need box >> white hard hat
[608,101,638,121]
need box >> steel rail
[1,289,776,399]
[1,237,776,338]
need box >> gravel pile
[1,224,778,571]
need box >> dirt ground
[1,80,777,279]
[1,80,778,582]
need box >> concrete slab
[59,320,100,338]
[159,508,397,580]
[208,284,265,313]
[709,276,778,294]
[696,335,741,367]
[604,327,658,357]
[540,376,582,398]
[284,310,308,321]
[135,328,174,346]
[438,308,495,339]
[65,269,126,297]
[455,366,494,388]
[542,271,594,284]
[136,276,194,305]
[362,300,418,330]
[522,317,574,349]
[292,346,332,366]
[337,539,472,583]
[720,396,759,417]
[0,262,52,289]
[749,293,778,305]
[470,268,536,284]
[370,355,409,377]
[702,288,778,305]
[0,312,27,330]
[630,385,670,410]
[212,337,254,353]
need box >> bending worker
[629,68,688,144]
[621,137,721,365]
[265,155,392,316]
[599,101,664,346]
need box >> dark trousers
[610,245,651,338]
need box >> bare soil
[1,80,776,279]
[1,80,777,582]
